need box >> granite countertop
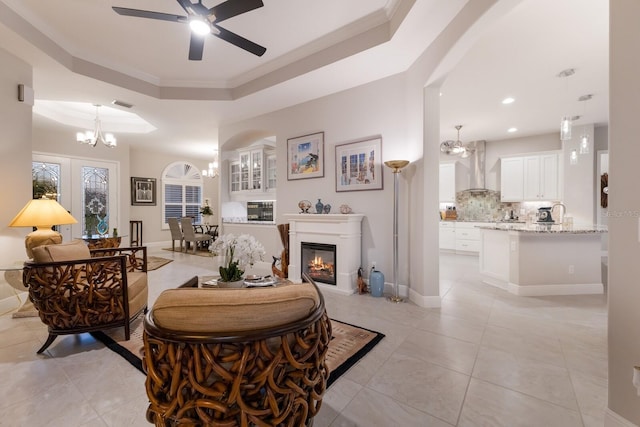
[478,223,608,234]
[222,218,276,225]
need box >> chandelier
[76,105,117,148]
[440,125,474,157]
[202,150,219,178]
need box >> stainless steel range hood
[466,140,488,192]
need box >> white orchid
[209,234,265,281]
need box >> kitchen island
[479,223,607,296]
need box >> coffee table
[178,275,286,289]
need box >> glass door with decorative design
[71,159,118,239]
[32,154,72,242]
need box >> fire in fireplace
[301,242,336,285]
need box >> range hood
[466,140,488,192]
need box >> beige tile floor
[0,249,607,426]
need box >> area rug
[147,256,173,271]
[92,318,384,387]
[162,247,212,257]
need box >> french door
[32,153,119,241]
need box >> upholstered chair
[167,217,183,251]
[143,273,330,426]
[180,217,211,253]
[23,239,148,354]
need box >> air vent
[111,99,133,109]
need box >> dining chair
[180,217,211,253]
[167,218,183,252]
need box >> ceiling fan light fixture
[189,17,210,35]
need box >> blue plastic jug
[370,270,385,297]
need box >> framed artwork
[131,177,156,206]
[335,136,383,192]
[287,132,324,180]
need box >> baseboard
[605,408,638,427]
[507,282,604,296]
[409,288,441,308]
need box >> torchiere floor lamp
[383,160,409,303]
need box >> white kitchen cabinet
[439,163,456,202]
[500,157,524,201]
[523,153,560,200]
[500,152,561,201]
[266,154,276,191]
[231,146,275,194]
[455,222,483,254]
[439,222,456,251]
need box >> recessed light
[508,127,518,133]
[502,97,515,105]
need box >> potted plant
[210,233,265,286]
[200,199,213,224]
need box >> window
[162,162,203,227]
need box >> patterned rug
[92,317,384,387]
[146,256,173,271]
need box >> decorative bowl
[298,200,312,213]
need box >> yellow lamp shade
[9,197,78,258]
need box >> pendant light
[570,149,578,165]
[578,94,593,154]
[558,68,575,141]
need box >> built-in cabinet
[439,221,490,255]
[230,146,275,194]
[500,152,561,201]
[439,163,456,202]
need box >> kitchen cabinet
[266,154,276,191]
[439,222,456,251]
[523,154,560,200]
[231,146,275,194]
[455,222,483,254]
[500,152,561,201]
[500,157,524,201]
[439,163,456,202]
[439,221,491,255]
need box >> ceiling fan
[112,0,266,60]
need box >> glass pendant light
[570,149,578,165]
[560,116,572,141]
[579,134,590,154]
[558,68,575,141]
[578,94,593,154]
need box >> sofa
[23,239,148,354]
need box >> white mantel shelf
[284,213,364,295]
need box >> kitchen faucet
[552,203,566,224]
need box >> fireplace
[284,213,364,295]
[301,242,336,285]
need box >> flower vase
[217,279,245,288]
[202,215,212,225]
[315,199,324,214]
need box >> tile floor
[0,249,608,426]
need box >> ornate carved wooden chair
[142,273,331,426]
[22,239,149,354]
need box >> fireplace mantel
[284,214,364,295]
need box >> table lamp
[9,197,78,258]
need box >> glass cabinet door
[230,162,240,192]
[239,152,250,191]
[266,155,276,190]
[251,150,262,190]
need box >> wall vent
[111,99,133,109]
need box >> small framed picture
[287,132,324,180]
[131,177,156,206]
[335,136,383,192]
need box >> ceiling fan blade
[188,34,206,60]
[214,25,266,56]
[211,0,264,23]
[176,0,209,17]
[112,7,187,23]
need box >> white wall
[0,49,34,265]
[129,148,219,244]
[219,74,409,293]
[607,0,640,424]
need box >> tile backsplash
[441,190,557,222]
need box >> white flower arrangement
[209,233,266,281]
